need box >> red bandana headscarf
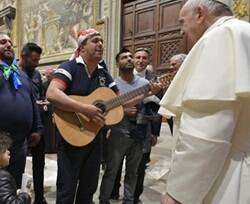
[69,28,100,60]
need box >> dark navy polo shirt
[53,57,118,96]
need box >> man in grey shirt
[99,48,150,204]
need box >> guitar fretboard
[104,84,150,111]
[102,71,176,112]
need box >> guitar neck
[105,84,150,111]
[103,71,177,112]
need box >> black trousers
[110,160,123,198]
[102,136,123,199]
[134,152,150,203]
[56,132,101,204]
[31,135,46,204]
[7,141,27,188]
[99,131,143,204]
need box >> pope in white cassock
[159,0,250,204]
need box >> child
[0,131,31,204]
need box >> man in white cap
[160,0,250,203]
[46,28,119,203]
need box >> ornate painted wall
[0,0,115,72]
[21,0,94,62]
[0,0,249,75]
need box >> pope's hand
[161,194,181,204]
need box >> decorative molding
[0,6,16,35]
[158,29,181,39]
[233,0,249,18]
[0,6,16,18]
[135,35,156,41]
[0,0,16,11]
[96,19,105,25]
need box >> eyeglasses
[0,39,13,46]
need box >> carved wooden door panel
[122,0,187,72]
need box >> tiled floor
[24,123,173,204]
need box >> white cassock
[159,16,250,204]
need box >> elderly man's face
[0,34,14,62]
[169,57,183,70]
[179,4,205,46]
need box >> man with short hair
[160,0,250,203]
[19,42,47,204]
[99,48,160,204]
[108,47,161,202]
[46,28,119,204]
[133,47,162,203]
[0,33,41,188]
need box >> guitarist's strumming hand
[82,104,106,127]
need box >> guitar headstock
[157,69,177,89]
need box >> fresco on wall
[22,0,93,56]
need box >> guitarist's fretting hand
[82,104,106,126]
[146,81,162,97]
[124,106,138,117]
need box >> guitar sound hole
[94,101,106,113]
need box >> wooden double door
[122,0,187,72]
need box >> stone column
[94,0,122,77]
[107,0,122,77]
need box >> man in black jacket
[0,131,31,204]
[19,42,47,204]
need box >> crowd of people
[0,0,250,204]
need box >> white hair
[185,0,232,16]
[170,54,187,62]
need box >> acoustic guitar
[54,72,176,146]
